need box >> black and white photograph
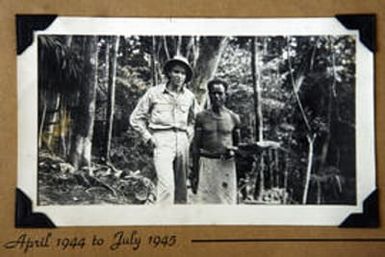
[17,17,375,226]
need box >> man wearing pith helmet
[130,56,198,204]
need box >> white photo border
[17,17,375,226]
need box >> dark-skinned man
[192,79,241,204]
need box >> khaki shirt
[130,83,198,142]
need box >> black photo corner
[339,189,379,228]
[335,13,378,228]
[15,188,56,228]
[16,14,57,55]
[335,14,376,52]
[16,15,57,228]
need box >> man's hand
[189,171,199,194]
[221,146,238,160]
[146,137,157,152]
[190,153,200,195]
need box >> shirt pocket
[175,104,190,126]
[179,104,190,113]
[154,102,173,113]
[151,102,174,125]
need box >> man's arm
[224,113,241,159]
[232,114,241,147]
[129,90,153,143]
[191,113,203,194]
[187,96,200,142]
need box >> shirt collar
[162,83,185,94]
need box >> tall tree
[69,36,99,170]
[251,37,264,142]
[104,36,120,163]
[190,36,228,105]
[151,36,158,86]
[286,36,318,204]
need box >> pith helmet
[163,56,193,83]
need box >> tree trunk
[287,36,311,132]
[190,36,228,105]
[256,152,265,200]
[320,37,336,171]
[286,37,316,204]
[66,35,73,47]
[38,91,47,149]
[268,148,274,189]
[192,37,200,68]
[283,151,289,203]
[59,35,74,158]
[274,149,279,187]
[176,35,182,56]
[69,36,99,170]
[186,36,195,61]
[151,36,158,86]
[316,180,322,204]
[46,92,60,149]
[66,109,73,157]
[319,81,332,171]
[104,36,120,163]
[302,133,316,204]
[58,96,68,157]
[251,37,264,141]
[162,36,170,59]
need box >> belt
[150,127,187,133]
[199,152,222,159]
[199,149,227,159]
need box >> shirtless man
[191,79,241,204]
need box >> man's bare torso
[196,108,239,154]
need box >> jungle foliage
[37,34,356,205]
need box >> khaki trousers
[152,130,189,204]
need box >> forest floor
[37,150,155,205]
[37,150,291,205]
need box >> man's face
[168,64,187,87]
[209,83,226,108]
